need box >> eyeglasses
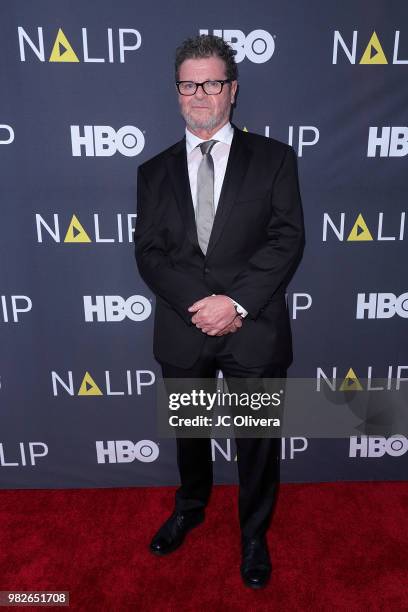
[176,79,232,96]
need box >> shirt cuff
[227,297,248,318]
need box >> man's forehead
[179,56,227,77]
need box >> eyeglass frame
[175,79,232,96]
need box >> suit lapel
[165,137,201,254]
[205,127,252,258]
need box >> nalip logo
[322,212,406,242]
[332,30,407,65]
[18,27,141,63]
[35,213,136,244]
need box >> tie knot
[199,140,217,156]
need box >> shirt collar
[185,122,234,154]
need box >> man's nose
[194,85,206,99]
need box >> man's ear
[230,81,238,104]
[230,80,238,104]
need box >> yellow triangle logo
[64,214,92,243]
[78,372,103,396]
[242,126,248,132]
[339,368,363,392]
[347,213,373,241]
[360,32,388,65]
[49,28,80,63]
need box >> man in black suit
[134,34,304,589]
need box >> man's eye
[184,82,195,89]
[206,81,218,87]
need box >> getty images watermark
[168,387,283,429]
[158,376,285,438]
[156,377,408,438]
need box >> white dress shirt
[185,121,234,213]
[185,121,248,318]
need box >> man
[134,34,304,589]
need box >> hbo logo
[367,127,408,157]
[96,440,159,463]
[84,295,152,322]
[349,436,408,458]
[199,29,275,63]
[0,124,14,144]
[71,125,145,157]
[356,292,408,319]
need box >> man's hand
[216,315,243,336]
[188,295,238,335]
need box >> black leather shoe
[149,510,205,556]
[240,536,272,589]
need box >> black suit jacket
[134,126,305,368]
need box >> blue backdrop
[1,1,407,488]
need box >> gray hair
[175,34,238,81]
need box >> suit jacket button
[204,267,209,274]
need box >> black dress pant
[160,334,286,540]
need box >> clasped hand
[188,295,243,336]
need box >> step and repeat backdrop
[1,1,407,488]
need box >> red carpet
[0,482,407,611]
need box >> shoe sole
[242,578,270,589]
[241,567,271,589]
[149,515,205,556]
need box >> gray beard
[181,108,229,133]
